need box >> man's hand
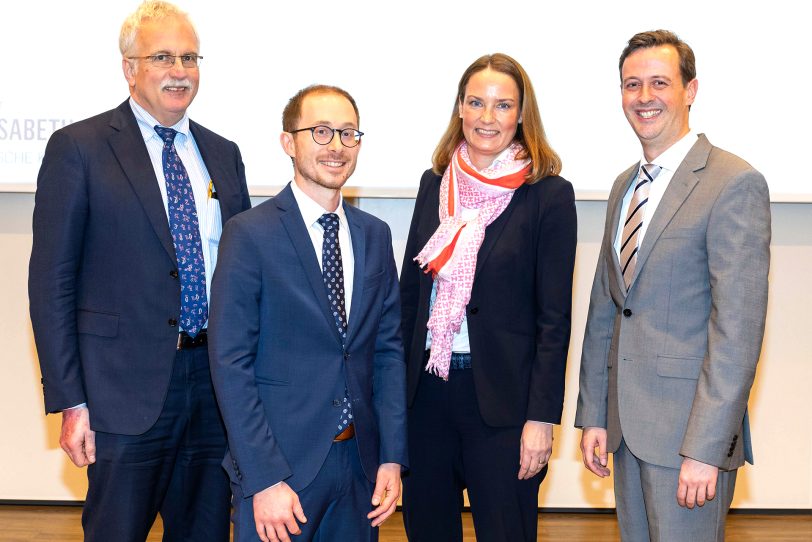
[677,457,719,508]
[580,427,610,477]
[60,406,95,467]
[253,482,307,542]
[518,421,553,480]
[367,462,401,527]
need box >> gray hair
[119,1,198,56]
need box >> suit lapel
[276,186,344,346]
[108,101,176,264]
[608,164,640,295]
[345,204,366,344]
[190,121,237,223]
[473,186,521,279]
[629,135,710,288]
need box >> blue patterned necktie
[317,213,353,434]
[155,126,207,337]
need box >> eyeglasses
[127,54,203,69]
[289,125,363,148]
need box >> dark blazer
[208,184,408,497]
[29,99,251,435]
[400,169,577,426]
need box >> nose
[481,106,494,123]
[168,57,188,76]
[327,129,343,151]
[639,84,653,103]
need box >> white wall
[1,0,811,200]
[3,193,810,509]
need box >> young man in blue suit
[28,2,250,540]
[209,85,407,542]
[576,30,770,541]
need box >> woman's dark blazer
[400,168,577,427]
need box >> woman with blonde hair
[399,53,577,542]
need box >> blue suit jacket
[29,100,251,435]
[208,184,408,497]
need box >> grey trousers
[614,439,737,542]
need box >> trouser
[83,345,230,542]
[402,366,544,542]
[614,438,737,542]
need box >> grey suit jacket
[575,134,770,471]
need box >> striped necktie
[620,163,661,289]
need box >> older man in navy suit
[209,84,407,542]
[28,2,250,540]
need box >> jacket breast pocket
[76,310,119,337]
[656,354,703,379]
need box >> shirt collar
[289,180,348,230]
[638,129,696,173]
[129,97,191,143]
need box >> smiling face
[621,45,698,160]
[123,15,199,127]
[281,92,361,198]
[458,67,521,169]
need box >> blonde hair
[119,1,198,56]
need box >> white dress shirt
[614,131,697,255]
[129,99,221,327]
[290,180,355,320]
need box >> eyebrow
[312,121,358,129]
[465,94,517,102]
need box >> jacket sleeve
[29,129,89,413]
[527,178,577,423]
[208,217,293,496]
[680,169,770,467]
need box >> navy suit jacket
[400,170,577,426]
[29,100,251,435]
[208,184,408,497]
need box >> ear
[458,99,463,119]
[280,131,295,159]
[685,78,699,106]
[122,58,137,87]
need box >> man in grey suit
[575,30,770,541]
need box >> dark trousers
[231,439,377,542]
[83,345,230,542]
[402,368,545,542]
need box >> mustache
[161,78,192,90]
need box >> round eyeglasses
[289,125,363,148]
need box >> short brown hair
[431,53,561,184]
[619,30,696,85]
[282,85,360,132]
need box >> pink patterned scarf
[414,141,530,379]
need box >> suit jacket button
[333,400,341,407]
[169,269,179,278]
[168,318,178,327]
[344,352,350,360]
[469,307,479,315]
[623,308,632,317]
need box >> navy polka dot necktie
[155,126,207,337]
[317,213,353,433]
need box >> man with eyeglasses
[29,1,250,540]
[208,84,407,542]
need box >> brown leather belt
[177,330,208,350]
[334,423,355,441]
